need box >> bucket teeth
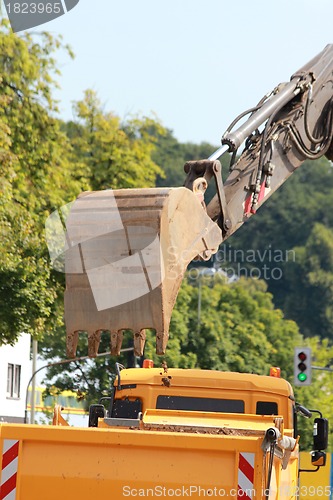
[156,331,169,356]
[88,330,101,358]
[110,330,124,356]
[66,331,79,358]
[64,187,222,358]
[133,329,146,356]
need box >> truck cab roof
[115,367,293,398]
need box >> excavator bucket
[64,187,222,357]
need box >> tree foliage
[66,90,164,191]
[283,223,333,339]
[0,24,166,345]
[0,21,82,343]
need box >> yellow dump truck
[0,365,328,499]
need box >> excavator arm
[63,44,333,358]
[186,44,333,238]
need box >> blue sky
[6,0,333,145]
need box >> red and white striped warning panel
[238,452,255,500]
[0,440,19,500]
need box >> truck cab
[100,366,295,431]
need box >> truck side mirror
[313,418,329,450]
[311,450,326,467]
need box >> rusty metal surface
[65,187,222,357]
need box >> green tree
[284,223,333,339]
[0,21,86,345]
[65,90,164,191]
[181,276,301,378]
[0,23,166,347]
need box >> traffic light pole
[312,366,333,372]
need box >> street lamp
[24,347,134,424]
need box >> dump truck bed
[0,411,298,500]
[0,423,262,499]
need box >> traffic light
[294,347,312,386]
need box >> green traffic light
[298,373,307,382]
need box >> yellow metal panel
[279,453,299,499]
[1,422,303,500]
[119,367,293,396]
[1,423,266,500]
[299,451,331,499]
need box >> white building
[0,334,31,423]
